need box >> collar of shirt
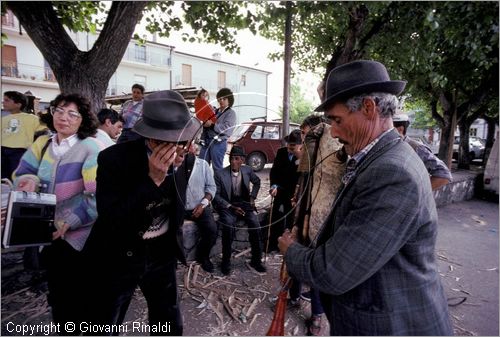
[288,153,294,161]
[231,171,239,177]
[52,133,78,158]
[343,128,394,185]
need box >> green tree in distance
[255,1,498,168]
[279,82,315,124]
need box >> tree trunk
[437,92,457,169]
[282,1,293,141]
[6,1,147,113]
[457,121,471,169]
[321,4,369,98]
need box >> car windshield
[228,124,250,142]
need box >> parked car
[453,136,485,160]
[227,120,300,171]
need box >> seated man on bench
[213,146,266,275]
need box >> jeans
[198,138,227,171]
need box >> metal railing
[1,63,56,82]
[122,46,171,67]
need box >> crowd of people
[1,59,455,336]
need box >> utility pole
[282,1,293,141]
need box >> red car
[227,120,300,171]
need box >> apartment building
[1,10,270,123]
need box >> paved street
[435,198,499,336]
[1,190,498,335]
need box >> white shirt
[95,129,115,148]
[51,133,78,158]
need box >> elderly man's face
[229,155,244,172]
[325,100,374,156]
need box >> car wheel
[246,152,266,171]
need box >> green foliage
[278,82,314,124]
[178,1,257,54]
[4,1,257,54]
[404,96,438,130]
[53,2,107,33]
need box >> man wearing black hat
[213,145,266,275]
[278,60,453,335]
[84,90,200,335]
[267,129,303,253]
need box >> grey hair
[345,92,400,118]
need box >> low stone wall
[183,211,268,262]
[184,169,483,261]
[433,169,481,207]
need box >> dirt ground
[1,248,328,336]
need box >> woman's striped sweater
[13,135,103,251]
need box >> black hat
[133,90,201,142]
[284,129,302,145]
[229,145,246,157]
[315,60,407,112]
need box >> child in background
[195,89,216,124]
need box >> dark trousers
[1,146,26,180]
[289,281,324,316]
[43,239,86,335]
[184,207,218,260]
[268,197,294,252]
[89,236,182,336]
[219,201,262,263]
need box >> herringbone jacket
[285,130,453,335]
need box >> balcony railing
[122,46,171,67]
[1,63,56,82]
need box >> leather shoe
[221,261,231,275]
[198,258,214,273]
[249,260,267,273]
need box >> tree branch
[88,2,147,82]
[6,2,78,71]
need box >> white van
[483,132,499,195]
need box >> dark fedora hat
[133,90,201,142]
[229,145,246,157]
[315,60,407,112]
[284,129,302,145]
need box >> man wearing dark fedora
[213,145,266,275]
[267,129,303,253]
[278,60,453,335]
[83,90,200,335]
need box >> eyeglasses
[51,107,82,122]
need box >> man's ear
[104,118,113,127]
[362,97,377,120]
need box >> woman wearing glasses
[12,93,102,334]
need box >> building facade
[1,10,269,123]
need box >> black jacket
[269,147,300,201]
[83,138,188,266]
